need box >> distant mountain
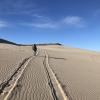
[36,43,62,46]
[0,39,17,45]
[0,38,62,46]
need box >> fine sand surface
[0,43,32,82]
[1,43,100,100]
[0,43,33,99]
[8,56,53,100]
[40,45,100,100]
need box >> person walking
[32,44,37,56]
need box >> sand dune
[42,45,100,100]
[7,56,54,100]
[1,43,100,100]
[0,43,32,82]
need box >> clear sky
[0,0,100,51]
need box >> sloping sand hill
[40,45,100,100]
[0,42,100,100]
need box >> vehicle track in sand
[43,54,58,100]
[5,51,53,100]
[0,49,69,100]
[44,51,69,100]
[0,56,33,100]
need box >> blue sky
[0,0,100,51]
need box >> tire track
[0,56,33,100]
[44,51,69,100]
[43,55,58,100]
[5,51,53,100]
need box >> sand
[1,43,100,100]
[0,43,32,82]
[41,45,100,100]
[6,56,54,100]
